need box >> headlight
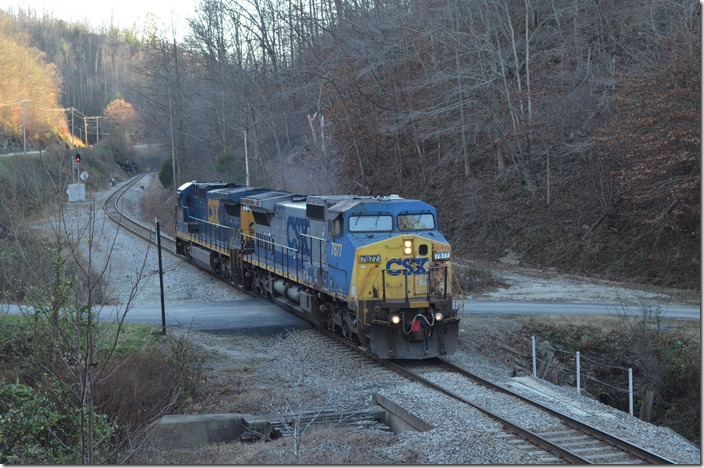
[403,239,413,255]
[434,312,444,321]
[390,314,401,325]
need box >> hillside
[0,1,700,290]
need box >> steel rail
[312,327,674,464]
[308,326,583,462]
[103,174,176,254]
[432,358,675,464]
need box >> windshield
[348,215,393,232]
[398,213,435,231]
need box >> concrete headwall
[148,398,430,450]
[149,414,245,450]
[374,393,433,433]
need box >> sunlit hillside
[0,19,70,149]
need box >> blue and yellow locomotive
[174,181,460,359]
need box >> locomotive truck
[174,181,460,359]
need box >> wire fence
[530,336,634,416]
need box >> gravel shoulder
[463,258,700,307]
[71,177,700,464]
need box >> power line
[2,99,118,149]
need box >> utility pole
[244,127,250,186]
[243,107,253,186]
[21,100,30,153]
[155,218,166,335]
[168,90,177,191]
[68,107,76,146]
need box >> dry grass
[134,425,401,464]
[139,176,176,236]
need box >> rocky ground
[70,176,700,464]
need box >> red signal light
[75,153,81,163]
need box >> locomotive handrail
[299,232,327,243]
[182,209,238,250]
[378,265,450,303]
[241,231,294,252]
[427,265,450,301]
[450,268,466,318]
[241,231,303,286]
[300,233,327,287]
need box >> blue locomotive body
[175,181,460,359]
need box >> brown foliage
[95,342,204,434]
[104,98,143,151]
[595,53,700,235]
[0,18,68,144]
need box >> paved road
[125,299,311,334]
[2,299,312,335]
[0,150,41,157]
[4,298,698,335]
[461,301,700,321]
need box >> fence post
[576,351,581,396]
[628,368,633,417]
[531,336,536,377]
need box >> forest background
[0,0,700,290]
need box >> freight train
[174,181,460,359]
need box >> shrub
[0,380,115,464]
[452,262,506,294]
[159,158,173,188]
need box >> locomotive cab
[324,196,459,359]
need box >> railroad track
[313,327,674,464]
[102,173,262,298]
[104,174,676,464]
[415,359,676,464]
[103,174,176,255]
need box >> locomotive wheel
[341,321,360,345]
[341,321,351,339]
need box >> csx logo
[287,216,310,257]
[386,257,429,276]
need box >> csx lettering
[287,216,310,257]
[208,199,220,223]
[385,257,428,276]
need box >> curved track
[103,174,176,255]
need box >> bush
[452,262,506,294]
[159,158,173,188]
[0,380,115,464]
[1,310,206,463]
[524,318,700,444]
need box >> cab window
[348,215,393,232]
[398,213,435,231]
